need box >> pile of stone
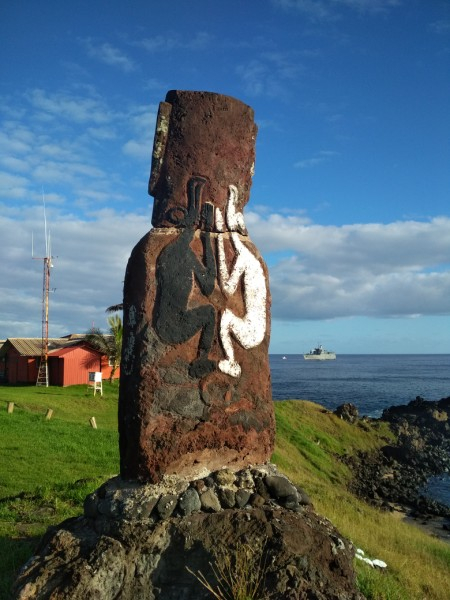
[84,464,311,530]
[14,468,362,600]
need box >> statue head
[149,90,257,230]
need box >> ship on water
[303,344,336,360]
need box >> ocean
[270,354,450,417]
[269,354,450,507]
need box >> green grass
[0,383,119,599]
[0,383,119,498]
[274,400,450,600]
[1,387,449,600]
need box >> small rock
[264,475,297,499]
[156,494,178,519]
[235,488,252,508]
[191,479,207,494]
[97,497,121,518]
[140,497,160,519]
[218,487,236,509]
[283,494,301,511]
[254,477,271,500]
[334,403,359,423]
[179,488,201,516]
[249,493,265,508]
[122,496,159,520]
[200,488,221,512]
[236,469,254,489]
[214,468,236,486]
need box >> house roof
[50,344,102,357]
[0,337,87,357]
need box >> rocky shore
[336,397,450,538]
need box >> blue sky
[1,0,449,353]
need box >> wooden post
[45,408,53,420]
[7,402,14,414]
[90,416,97,429]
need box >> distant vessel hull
[304,352,336,360]
[303,345,336,360]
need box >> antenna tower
[33,194,54,387]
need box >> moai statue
[119,90,275,483]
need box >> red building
[0,336,119,386]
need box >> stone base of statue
[13,466,362,600]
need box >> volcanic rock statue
[119,90,275,483]
[13,92,362,600]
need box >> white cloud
[247,214,450,320]
[122,105,156,162]
[81,39,136,73]
[0,156,30,172]
[0,128,33,154]
[429,20,450,35]
[136,32,213,53]
[0,171,30,198]
[122,140,151,161]
[0,88,157,218]
[236,52,299,99]
[271,0,400,20]
[1,203,449,340]
[0,208,150,338]
[294,150,338,169]
[28,89,114,124]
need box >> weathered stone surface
[235,488,252,508]
[13,470,363,600]
[178,487,201,516]
[199,488,221,512]
[156,494,178,520]
[214,467,236,486]
[265,475,298,499]
[335,403,359,423]
[149,90,257,229]
[217,486,236,508]
[119,90,274,483]
[73,464,311,523]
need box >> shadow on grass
[0,534,40,600]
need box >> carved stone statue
[13,91,362,600]
[119,90,275,483]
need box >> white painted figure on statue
[216,184,267,378]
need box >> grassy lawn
[1,386,449,599]
[0,383,119,498]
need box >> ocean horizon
[269,353,450,417]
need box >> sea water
[270,354,450,417]
[270,354,450,506]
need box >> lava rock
[179,488,201,516]
[335,403,359,423]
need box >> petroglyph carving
[216,185,267,378]
[154,176,216,378]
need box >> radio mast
[33,194,54,387]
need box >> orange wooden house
[0,336,119,386]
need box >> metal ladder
[36,356,49,387]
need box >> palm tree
[106,303,123,313]
[86,314,122,383]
